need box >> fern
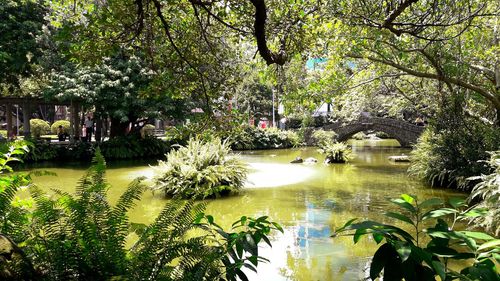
[2,147,279,281]
[151,138,248,199]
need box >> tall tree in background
[0,0,46,92]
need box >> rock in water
[304,157,318,164]
[290,157,303,164]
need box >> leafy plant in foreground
[467,151,500,236]
[333,194,500,281]
[151,138,247,199]
[0,142,36,280]
[1,148,280,280]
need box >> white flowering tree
[46,55,184,138]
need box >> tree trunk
[95,117,103,142]
[109,117,130,137]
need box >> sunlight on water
[245,162,317,188]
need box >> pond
[28,139,465,281]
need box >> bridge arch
[322,117,424,147]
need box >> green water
[28,139,465,281]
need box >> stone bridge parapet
[322,117,425,147]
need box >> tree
[0,0,46,89]
[45,55,185,137]
[325,0,500,125]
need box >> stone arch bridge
[322,117,425,147]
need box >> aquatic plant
[151,138,247,199]
[333,194,500,281]
[318,141,352,163]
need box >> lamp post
[272,89,276,127]
[16,104,19,136]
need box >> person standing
[85,116,94,142]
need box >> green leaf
[419,198,443,209]
[370,243,391,280]
[354,228,368,243]
[431,260,446,281]
[422,208,458,220]
[394,242,412,262]
[401,194,415,204]
[385,211,414,225]
[478,239,500,251]
[461,231,495,241]
[390,198,416,213]
[448,197,466,208]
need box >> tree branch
[347,53,500,111]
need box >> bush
[318,141,352,163]
[333,194,500,281]
[50,120,70,134]
[311,129,337,146]
[99,135,170,160]
[23,140,58,161]
[151,138,247,199]
[141,124,155,136]
[409,120,500,189]
[27,119,50,138]
[467,151,500,236]
[229,126,302,150]
[351,131,367,140]
[374,131,390,139]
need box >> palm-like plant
[151,138,248,199]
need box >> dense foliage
[318,141,352,164]
[409,108,500,189]
[0,0,46,88]
[28,119,50,138]
[152,138,247,199]
[334,194,500,281]
[16,135,170,162]
[50,120,70,134]
[311,129,337,147]
[467,151,500,236]
[229,126,301,150]
[99,135,170,160]
[0,146,282,280]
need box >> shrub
[318,141,352,163]
[229,126,302,150]
[141,124,155,136]
[28,119,50,138]
[50,120,70,134]
[409,96,500,189]
[23,140,58,161]
[333,194,500,281]
[351,131,367,140]
[311,129,337,146]
[151,138,247,199]
[467,151,500,236]
[374,131,390,139]
[99,135,170,160]
[409,121,500,189]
